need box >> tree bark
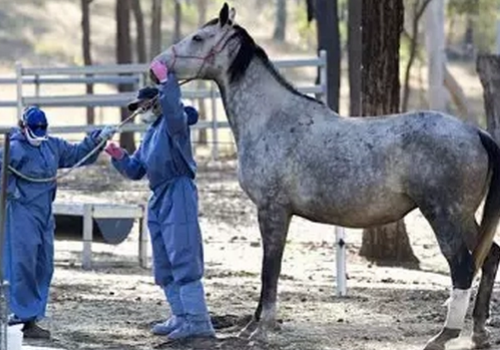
[81,0,95,125]
[477,55,500,143]
[347,0,362,116]
[359,0,419,268]
[315,0,341,112]
[131,0,147,63]
[150,0,162,60]
[173,0,182,44]
[273,0,287,42]
[116,0,135,153]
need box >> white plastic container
[7,323,23,350]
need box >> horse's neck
[217,58,293,144]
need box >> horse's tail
[473,129,500,275]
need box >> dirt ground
[10,156,498,350]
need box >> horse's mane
[204,18,323,105]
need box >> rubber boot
[22,320,50,339]
[152,283,186,335]
[168,280,215,339]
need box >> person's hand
[99,125,119,141]
[104,142,125,160]
[150,60,168,84]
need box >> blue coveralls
[1,129,103,322]
[110,75,211,333]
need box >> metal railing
[0,51,327,161]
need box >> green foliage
[447,0,497,53]
[293,0,347,51]
[472,0,497,53]
[293,2,317,50]
[447,0,479,15]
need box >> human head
[128,86,200,126]
[21,106,48,147]
[128,86,161,124]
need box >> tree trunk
[273,0,287,42]
[315,0,341,112]
[401,0,432,112]
[116,0,135,153]
[150,0,162,60]
[347,0,362,116]
[477,55,500,143]
[197,0,208,145]
[359,0,419,268]
[131,0,147,63]
[81,0,95,125]
[424,0,447,111]
[173,0,182,44]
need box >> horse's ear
[228,7,236,23]
[219,2,229,27]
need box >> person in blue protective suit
[104,61,215,340]
[1,106,117,339]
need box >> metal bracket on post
[335,226,347,297]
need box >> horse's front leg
[238,204,291,341]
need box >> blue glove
[98,125,119,141]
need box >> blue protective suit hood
[184,106,198,126]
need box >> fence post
[15,62,23,121]
[34,74,40,100]
[319,49,347,297]
[0,132,10,350]
[210,83,218,161]
[319,50,328,105]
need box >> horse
[152,3,500,349]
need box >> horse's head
[153,3,248,83]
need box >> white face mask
[25,128,47,147]
[139,109,159,124]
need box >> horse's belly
[290,187,416,228]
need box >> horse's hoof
[472,329,491,349]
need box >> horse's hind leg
[422,210,475,350]
[238,204,291,341]
[472,241,500,348]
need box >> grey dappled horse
[153,3,500,349]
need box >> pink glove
[105,142,125,160]
[150,60,168,83]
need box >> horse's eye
[193,35,203,42]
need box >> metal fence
[0,51,327,160]
[0,51,349,297]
